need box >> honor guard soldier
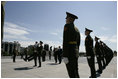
[85,28,96,78]
[95,36,102,74]
[99,41,106,69]
[63,12,80,78]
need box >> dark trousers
[58,55,62,64]
[96,56,102,73]
[101,56,106,68]
[34,54,37,66]
[42,56,46,62]
[49,54,51,60]
[66,58,80,78]
[27,54,34,61]
[87,56,96,78]
[54,55,57,63]
[13,55,16,62]
[38,55,41,67]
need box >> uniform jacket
[85,35,94,56]
[95,41,101,55]
[63,23,80,58]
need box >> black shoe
[38,66,41,68]
[89,76,92,78]
[23,58,27,62]
[33,65,37,67]
[97,70,102,74]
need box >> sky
[3,1,117,52]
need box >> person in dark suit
[49,46,52,60]
[37,41,43,67]
[85,28,96,78]
[53,48,58,63]
[57,46,63,64]
[13,45,17,63]
[63,12,80,78]
[33,41,39,67]
[42,49,46,62]
[95,36,102,74]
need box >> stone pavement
[1,56,117,78]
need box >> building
[1,41,21,56]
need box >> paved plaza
[1,56,117,78]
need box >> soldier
[57,46,63,64]
[85,28,96,78]
[95,36,102,74]
[13,45,17,63]
[63,12,80,78]
[99,41,106,69]
[37,41,43,67]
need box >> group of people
[63,12,114,78]
[95,37,114,74]
[12,41,63,68]
[53,46,63,64]
[85,28,114,78]
[12,12,114,78]
[22,41,43,67]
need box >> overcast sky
[3,1,117,52]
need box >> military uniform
[103,43,113,66]
[99,41,106,68]
[85,28,96,78]
[95,37,102,74]
[63,12,80,78]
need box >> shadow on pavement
[14,66,33,70]
[47,63,59,65]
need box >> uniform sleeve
[63,24,69,57]
[77,29,81,49]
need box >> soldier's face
[66,17,74,24]
[66,17,70,24]
[85,31,90,36]
[95,38,97,41]
[85,31,87,35]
